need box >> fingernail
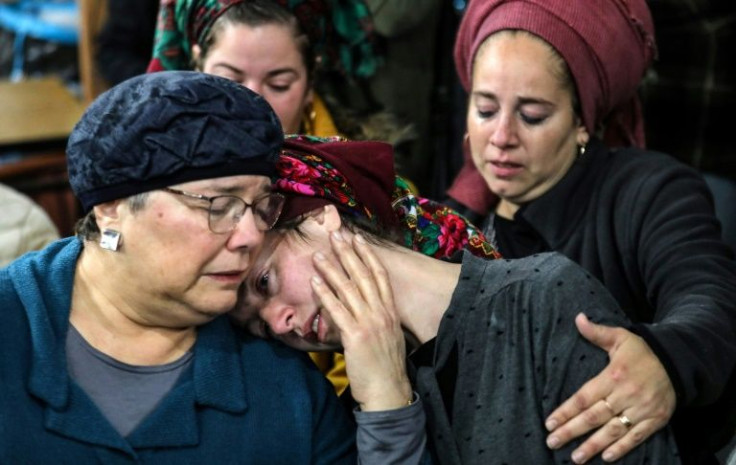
[545,419,558,431]
[332,231,343,241]
[311,275,323,285]
[572,451,586,464]
[314,252,326,261]
[602,451,615,462]
[354,233,366,244]
[547,436,559,448]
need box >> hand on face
[310,231,413,411]
[544,313,676,464]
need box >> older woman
[0,71,368,464]
[445,1,736,464]
[233,136,681,464]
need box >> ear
[92,199,124,230]
[191,44,202,69]
[308,204,343,233]
[304,86,314,109]
[575,123,590,147]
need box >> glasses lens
[209,196,243,233]
[253,193,285,230]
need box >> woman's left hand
[544,313,676,464]
[310,232,413,412]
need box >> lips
[206,269,247,285]
[302,310,322,343]
[488,159,523,178]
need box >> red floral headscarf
[276,135,501,260]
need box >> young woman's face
[466,32,587,211]
[199,23,312,134]
[108,175,273,326]
[232,210,344,352]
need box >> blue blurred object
[0,0,78,80]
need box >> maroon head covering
[277,136,399,228]
[448,0,657,213]
[275,135,501,259]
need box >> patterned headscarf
[147,0,380,78]
[276,135,501,260]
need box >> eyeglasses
[162,187,285,234]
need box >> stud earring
[578,142,587,156]
[99,229,122,252]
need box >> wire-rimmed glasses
[162,187,285,234]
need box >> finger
[568,413,652,464]
[575,313,620,353]
[545,371,615,432]
[327,231,383,314]
[352,234,393,309]
[547,397,616,449]
[309,269,358,332]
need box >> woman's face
[231,208,344,352]
[466,32,587,212]
[107,175,274,326]
[198,23,313,134]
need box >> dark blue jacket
[0,238,357,464]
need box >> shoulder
[461,251,589,288]
[237,333,329,388]
[601,146,705,190]
[458,251,622,321]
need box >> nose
[227,208,264,251]
[261,302,297,336]
[242,80,263,97]
[490,111,518,148]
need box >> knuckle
[629,428,647,445]
[572,393,593,411]
[581,409,604,427]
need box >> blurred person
[0,182,58,266]
[96,0,159,85]
[445,0,736,463]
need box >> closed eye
[255,271,270,296]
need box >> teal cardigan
[0,238,357,464]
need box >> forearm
[355,396,430,465]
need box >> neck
[71,245,196,366]
[495,198,519,219]
[368,243,461,348]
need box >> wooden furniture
[0,77,86,236]
[0,77,85,145]
[77,0,109,105]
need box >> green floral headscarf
[147,0,380,78]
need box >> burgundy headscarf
[276,135,501,259]
[448,0,657,214]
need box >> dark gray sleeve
[354,395,431,465]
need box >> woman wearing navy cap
[0,71,422,464]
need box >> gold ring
[618,415,633,428]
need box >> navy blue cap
[67,71,284,211]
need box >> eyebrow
[211,63,299,80]
[265,68,299,79]
[472,91,554,107]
